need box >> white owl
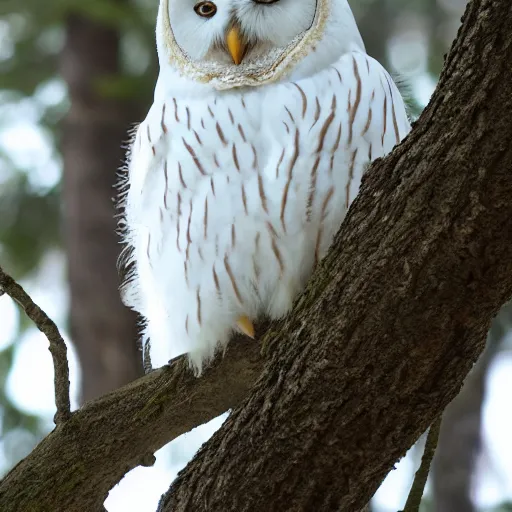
[119,0,411,374]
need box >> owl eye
[194,1,217,18]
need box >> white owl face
[168,0,317,65]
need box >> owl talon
[237,316,255,339]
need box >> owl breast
[123,52,410,373]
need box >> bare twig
[401,416,442,512]
[0,264,71,424]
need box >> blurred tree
[60,6,146,401]
[0,0,161,406]
[432,339,494,512]
[355,0,394,66]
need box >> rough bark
[60,9,143,400]
[0,0,511,511]
[159,0,512,510]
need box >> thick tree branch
[0,330,263,511]
[1,0,511,510]
[0,265,71,424]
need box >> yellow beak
[226,25,246,65]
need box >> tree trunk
[158,1,512,510]
[60,10,143,401]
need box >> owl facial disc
[159,0,330,89]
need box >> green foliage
[493,503,512,512]
[0,178,60,276]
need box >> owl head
[156,0,364,92]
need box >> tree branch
[0,265,71,424]
[402,417,442,512]
[1,0,511,511]
[0,328,264,511]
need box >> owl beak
[226,25,246,65]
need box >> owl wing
[352,51,411,159]
[341,50,411,208]
[252,50,411,266]
[117,113,157,313]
